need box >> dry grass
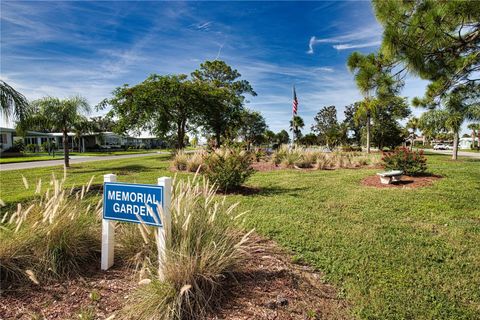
[121,175,253,320]
[0,175,101,286]
[271,146,382,170]
[172,151,189,171]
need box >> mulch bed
[0,268,135,319]
[251,161,284,172]
[213,236,351,319]
[361,174,441,189]
[1,236,350,320]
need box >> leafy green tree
[0,80,29,121]
[289,115,304,143]
[103,74,202,149]
[419,87,480,159]
[299,133,318,146]
[275,129,290,146]
[89,116,116,132]
[238,109,267,149]
[369,96,410,150]
[19,96,90,168]
[264,130,276,146]
[191,60,256,147]
[343,102,364,146]
[347,52,400,153]
[311,105,346,147]
[373,0,479,104]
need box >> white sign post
[101,174,172,272]
[101,174,117,270]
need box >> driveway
[426,149,480,159]
[0,152,170,171]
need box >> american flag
[292,86,298,115]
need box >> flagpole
[291,85,295,147]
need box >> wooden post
[157,177,172,281]
[101,173,117,270]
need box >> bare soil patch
[361,174,441,189]
[1,236,350,320]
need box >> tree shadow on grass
[71,164,153,175]
[220,185,308,197]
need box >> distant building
[0,127,15,150]
[458,137,474,149]
[0,127,164,153]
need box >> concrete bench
[377,170,403,185]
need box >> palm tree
[406,117,419,150]
[419,89,480,160]
[0,80,29,121]
[19,96,91,167]
[289,115,304,144]
[467,123,480,150]
[347,52,398,153]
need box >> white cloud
[307,24,382,53]
[332,41,382,50]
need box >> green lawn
[0,154,479,319]
[0,149,164,164]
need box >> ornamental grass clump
[0,175,101,286]
[173,150,189,171]
[294,150,317,168]
[382,147,427,176]
[186,150,205,173]
[122,175,253,320]
[203,148,254,192]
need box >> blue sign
[103,182,164,226]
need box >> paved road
[425,149,480,159]
[0,152,169,171]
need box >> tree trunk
[452,132,459,160]
[63,130,70,168]
[366,112,371,154]
[477,130,480,149]
[215,131,221,148]
[472,130,476,149]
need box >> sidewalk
[0,152,168,171]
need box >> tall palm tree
[406,117,419,150]
[289,115,304,144]
[0,80,29,121]
[347,52,398,153]
[467,123,480,149]
[19,96,91,168]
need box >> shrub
[271,145,289,165]
[203,148,254,191]
[11,139,25,152]
[315,153,333,170]
[0,176,100,286]
[294,151,317,168]
[121,176,253,319]
[253,148,267,162]
[25,143,37,153]
[382,147,427,176]
[341,145,362,152]
[173,150,189,171]
[186,151,205,173]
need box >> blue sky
[1,1,433,134]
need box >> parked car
[433,144,447,150]
[445,145,454,150]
